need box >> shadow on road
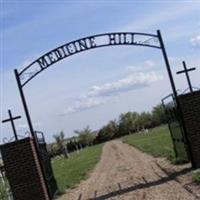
[77,167,196,200]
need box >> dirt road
[59,140,200,200]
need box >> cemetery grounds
[53,126,200,199]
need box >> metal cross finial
[2,110,21,141]
[176,61,196,92]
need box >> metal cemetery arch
[14,30,194,196]
[14,30,178,139]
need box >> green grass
[193,169,200,184]
[52,144,102,193]
[122,125,175,161]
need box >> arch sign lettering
[18,32,161,87]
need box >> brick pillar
[178,90,200,168]
[0,138,50,200]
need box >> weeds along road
[59,140,200,200]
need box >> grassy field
[52,144,102,193]
[122,125,175,161]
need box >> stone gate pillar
[0,137,50,200]
[178,90,200,168]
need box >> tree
[152,104,167,126]
[118,112,138,135]
[137,112,153,129]
[75,126,95,146]
[107,120,119,138]
[53,131,67,157]
[96,120,118,142]
[67,139,78,152]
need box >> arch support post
[157,30,177,99]
[14,69,35,139]
[157,30,195,168]
[14,69,52,199]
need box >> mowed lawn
[122,125,175,160]
[52,144,102,193]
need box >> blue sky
[1,0,200,143]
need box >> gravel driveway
[59,140,200,200]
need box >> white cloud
[63,71,163,114]
[144,60,156,67]
[190,35,200,46]
[63,97,112,114]
[125,60,156,72]
[87,72,163,97]
[125,65,144,72]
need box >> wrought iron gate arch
[14,30,180,141]
[17,31,166,87]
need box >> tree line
[48,104,167,158]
